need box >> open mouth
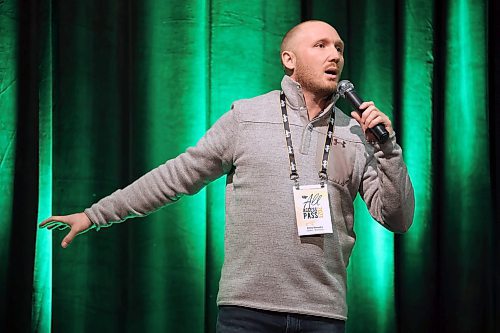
[324,68,338,78]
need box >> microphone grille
[337,80,354,98]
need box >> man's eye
[315,43,325,48]
[336,47,343,53]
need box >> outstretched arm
[39,109,239,247]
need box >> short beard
[294,62,337,98]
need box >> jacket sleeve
[84,109,238,229]
[359,132,415,233]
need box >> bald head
[280,22,302,54]
[281,20,336,54]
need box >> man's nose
[328,48,341,62]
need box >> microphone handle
[345,90,389,144]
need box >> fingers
[39,215,69,228]
[47,223,66,230]
[358,101,375,112]
[365,114,385,130]
[351,110,362,123]
[358,102,381,127]
[351,101,393,136]
[61,228,79,249]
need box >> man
[41,20,414,332]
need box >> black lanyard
[280,91,335,188]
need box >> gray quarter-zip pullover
[85,75,415,320]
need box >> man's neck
[303,90,330,120]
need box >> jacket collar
[280,75,339,123]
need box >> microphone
[337,80,389,143]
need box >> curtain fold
[32,0,53,331]
[4,0,42,331]
[396,0,437,330]
[441,0,492,331]
[0,0,496,332]
[0,0,18,328]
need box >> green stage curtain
[0,0,497,332]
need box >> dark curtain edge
[6,0,40,331]
[488,0,500,329]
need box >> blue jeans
[216,305,346,333]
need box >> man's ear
[281,50,296,74]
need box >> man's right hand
[39,212,94,248]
